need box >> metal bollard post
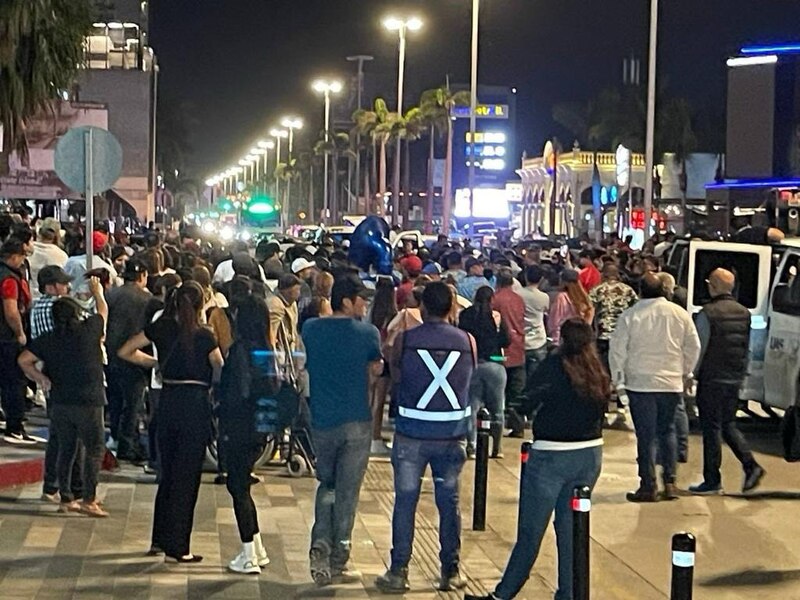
[670,532,696,600]
[472,407,491,531]
[572,486,592,600]
[520,440,532,484]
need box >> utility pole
[468,0,480,221]
[644,0,659,239]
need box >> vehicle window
[778,253,800,284]
[693,250,761,308]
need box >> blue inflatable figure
[348,216,393,276]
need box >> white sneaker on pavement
[228,543,261,574]
[252,535,270,567]
[370,440,390,456]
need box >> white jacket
[609,297,701,393]
[29,241,68,299]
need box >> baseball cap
[291,257,316,274]
[421,261,443,275]
[92,231,108,253]
[38,265,73,290]
[399,255,423,276]
[123,259,147,280]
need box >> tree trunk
[379,138,387,215]
[371,138,378,203]
[442,119,454,236]
[425,125,435,234]
[403,138,412,226]
[392,136,401,226]
[308,164,314,224]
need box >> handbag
[782,405,800,462]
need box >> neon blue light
[741,43,800,55]
[705,178,800,190]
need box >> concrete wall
[76,69,153,217]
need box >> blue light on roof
[705,178,800,190]
[741,43,800,56]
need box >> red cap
[400,255,423,276]
[92,231,108,253]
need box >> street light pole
[281,117,303,227]
[313,80,342,225]
[384,16,422,227]
[644,0,659,239]
[468,0,480,221]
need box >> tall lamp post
[270,128,289,216]
[346,55,374,213]
[281,116,303,225]
[643,0,659,239]
[384,16,423,226]
[468,0,480,221]
[257,139,275,195]
[313,79,343,225]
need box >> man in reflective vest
[376,281,477,594]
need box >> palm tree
[395,107,424,223]
[419,86,470,234]
[352,99,394,216]
[314,130,352,223]
[0,0,92,165]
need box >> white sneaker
[370,440,390,456]
[228,551,261,574]
[253,535,270,567]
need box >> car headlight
[240,230,252,242]
[220,226,234,241]
[202,221,216,233]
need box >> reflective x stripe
[398,406,472,422]
[416,350,461,410]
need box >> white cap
[291,257,316,274]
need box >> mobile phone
[560,244,568,258]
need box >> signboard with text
[451,104,509,119]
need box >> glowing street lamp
[383,15,423,224]
[313,79,343,223]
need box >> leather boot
[489,422,504,458]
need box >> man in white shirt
[610,273,701,503]
[28,220,67,301]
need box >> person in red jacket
[491,268,527,438]
[578,249,601,292]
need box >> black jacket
[698,294,751,383]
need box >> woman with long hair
[458,285,510,458]
[118,281,224,563]
[217,295,278,573]
[548,269,594,345]
[466,319,609,600]
[299,271,334,329]
[367,276,397,454]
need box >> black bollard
[572,486,591,600]
[670,532,696,600]
[472,407,491,531]
[520,440,532,484]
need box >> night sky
[150,0,800,179]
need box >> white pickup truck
[669,239,800,410]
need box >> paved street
[1,421,800,600]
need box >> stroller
[267,322,316,478]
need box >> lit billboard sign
[451,104,509,119]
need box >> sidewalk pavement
[1,419,800,599]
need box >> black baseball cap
[123,259,147,280]
[38,265,73,290]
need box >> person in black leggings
[118,282,223,563]
[217,294,279,574]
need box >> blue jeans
[310,420,371,570]
[467,361,507,447]
[495,446,602,600]
[628,391,680,490]
[389,434,467,575]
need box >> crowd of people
[0,207,768,597]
